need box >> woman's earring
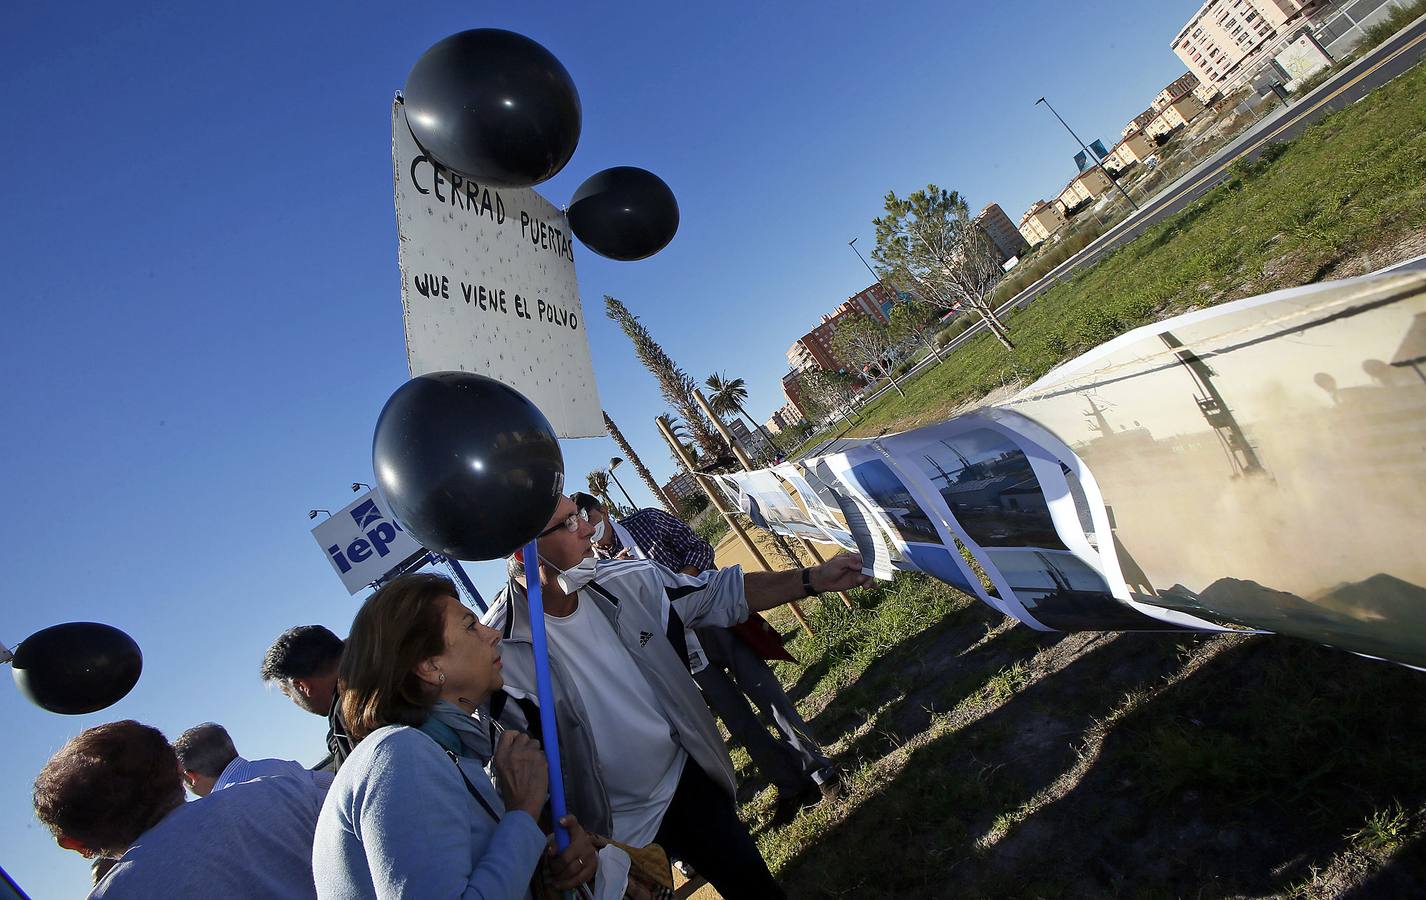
[438,672,446,685]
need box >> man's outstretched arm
[743,553,871,612]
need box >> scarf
[609,520,647,559]
[420,698,498,763]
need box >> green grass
[814,55,1426,442]
[734,64,1426,897]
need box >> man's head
[172,723,239,797]
[571,492,613,549]
[33,720,185,859]
[261,625,344,715]
[507,494,597,584]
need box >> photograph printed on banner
[824,450,982,596]
[809,458,897,579]
[775,464,858,550]
[880,418,1201,631]
[982,407,1232,633]
[733,470,836,543]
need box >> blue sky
[0,2,1195,894]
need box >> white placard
[392,101,604,438]
[311,490,425,595]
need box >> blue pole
[522,540,571,853]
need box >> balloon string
[523,541,571,853]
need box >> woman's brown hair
[339,573,458,742]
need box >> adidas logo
[639,631,654,647]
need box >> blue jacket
[312,724,546,899]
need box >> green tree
[602,411,676,514]
[831,316,906,397]
[873,185,1015,350]
[705,371,783,456]
[605,296,729,459]
[888,299,944,362]
[656,413,698,467]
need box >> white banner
[311,490,425,594]
[392,101,604,438]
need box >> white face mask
[551,554,599,594]
[590,518,607,544]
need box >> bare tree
[831,317,906,397]
[873,185,1015,350]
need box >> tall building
[974,203,1031,262]
[661,471,701,506]
[727,417,774,459]
[1172,0,1318,96]
[785,282,893,374]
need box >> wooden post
[655,414,812,633]
[694,390,855,610]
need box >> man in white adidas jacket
[483,494,868,900]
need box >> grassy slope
[742,59,1426,898]
[815,57,1426,443]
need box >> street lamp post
[607,458,637,510]
[1035,96,1140,212]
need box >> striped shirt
[212,756,318,794]
[612,509,715,572]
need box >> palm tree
[605,296,729,460]
[585,469,614,511]
[603,411,677,514]
[705,372,783,457]
[656,413,699,466]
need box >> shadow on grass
[767,629,1426,898]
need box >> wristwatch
[801,567,817,597]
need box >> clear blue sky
[0,2,1195,894]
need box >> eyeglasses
[537,507,589,538]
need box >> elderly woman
[314,573,613,899]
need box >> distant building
[1172,0,1319,97]
[974,203,1031,262]
[785,282,893,374]
[1019,200,1067,247]
[662,471,701,505]
[1056,168,1113,217]
[764,403,802,435]
[1146,90,1207,140]
[781,369,809,419]
[1121,108,1157,139]
[1153,72,1201,111]
[727,417,774,459]
[1107,130,1156,173]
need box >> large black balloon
[373,372,564,560]
[404,29,581,188]
[567,166,680,261]
[11,623,142,715]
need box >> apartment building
[1172,0,1316,95]
[1107,130,1156,172]
[1056,168,1113,216]
[1018,200,1068,247]
[785,282,894,374]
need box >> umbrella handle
[523,540,571,852]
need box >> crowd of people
[31,493,870,899]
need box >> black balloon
[373,371,565,560]
[403,29,581,188]
[11,623,142,715]
[567,166,680,261]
